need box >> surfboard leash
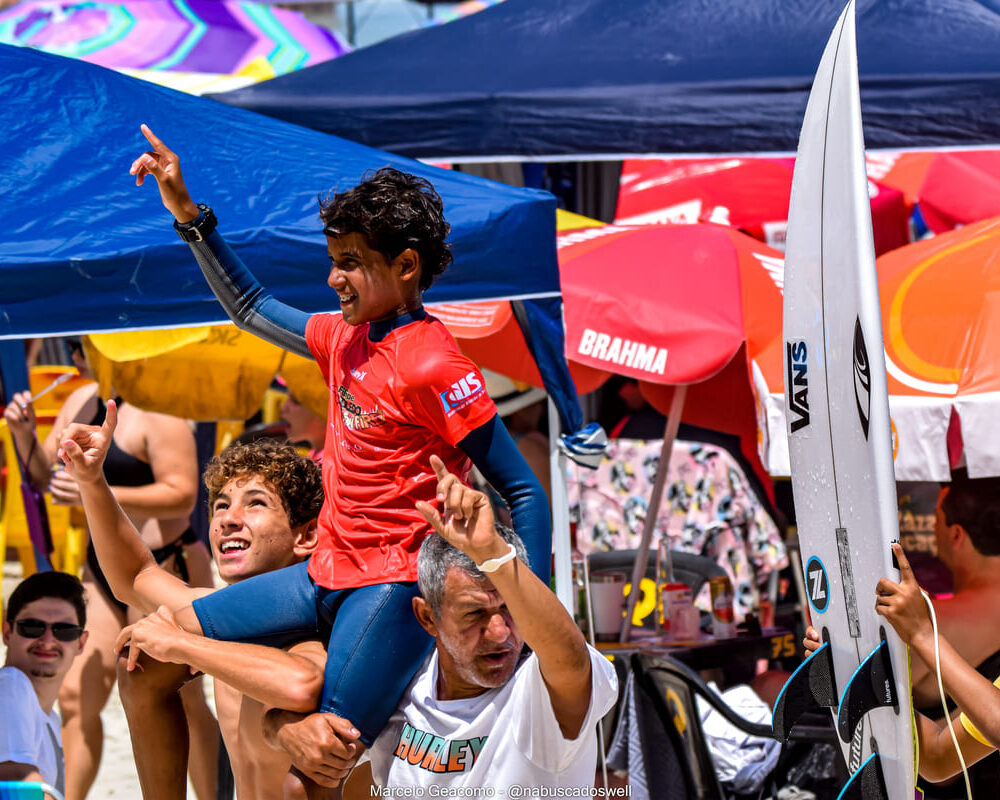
[922,589,972,800]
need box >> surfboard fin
[837,637,897,743]
[772,641,837,741]
[836,753,888,800]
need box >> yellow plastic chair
[0,419,87,607]
[28,365,93,418]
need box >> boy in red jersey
[122,125,551,785]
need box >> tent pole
[548,396,574,614]
[618,384,687,642]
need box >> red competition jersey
[305,312,497,589]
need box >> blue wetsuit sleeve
[187,229,313,359]
[460,415,552,584]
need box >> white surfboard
[780,1,914,797]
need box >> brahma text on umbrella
[577,328,667,374]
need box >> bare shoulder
[135,408,195,438]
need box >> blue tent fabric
[212,0,1000,160]
[0,43,558,339]
[0,43,586,440]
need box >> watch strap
[475,542,518,574]
[174,204,217,243]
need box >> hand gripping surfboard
[776,1,917,797]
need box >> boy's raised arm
[60,400,203,615]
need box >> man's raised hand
[415,455,508,566]
[875,543,931,647]
[129,124,199,222]
[58,398,118,484]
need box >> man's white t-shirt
[366,645,618,796]
[0,666,64,793]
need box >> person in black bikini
[5,361,219,800]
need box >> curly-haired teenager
[59,429,347,800]
[126,126,551,784]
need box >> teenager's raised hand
[416,454,506,566]
[129,124,199,222]
[875,543,931,647]
[58,398,118,484]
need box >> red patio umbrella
[559,222,783,481]
[556,222,786,639]
[866,150,1000,235]
[617,157,910,256]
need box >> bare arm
[915,706,996,782]
[111,411,198,519]
[59,401,205,615]
[877,543,1000,748]
[417,455,592,739]
[116,608,324,713]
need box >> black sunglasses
[14,618,84,642]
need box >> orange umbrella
[754,216,1000,480]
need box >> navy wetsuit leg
[191,561,320,648]
[315,581,433,747]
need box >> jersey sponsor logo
[336,385,386,431]
[785,341,810,432]
[805,556,829,614]
[577,328,667,375]
[391,722,486,773]
[439,371,484,415]
[853,318,871,440]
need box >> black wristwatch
[173,204,218,243]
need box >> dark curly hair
[204,440,323,529]
[320,167,453,291]
[942,469,1000,556]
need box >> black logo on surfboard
[786,341,810,432]
[805,556,829,613]
[853,318,871,440]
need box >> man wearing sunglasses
[1,571,88,796]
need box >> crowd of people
[2,123,999,800]
[0,126,617,800]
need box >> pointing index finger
[892,542,915,584]
[429,454,449,481]
[140,123,171,156]
[103,398,119,436]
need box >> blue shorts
[191,561,432,745]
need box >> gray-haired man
[268,454,618,795]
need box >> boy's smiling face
[326,232,421,326]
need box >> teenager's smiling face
[325,232,419,326]
[210,476,314,583]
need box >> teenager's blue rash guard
[185,222,552,582]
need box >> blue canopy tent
[0,43,584,434]
[213,0,1000,160]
